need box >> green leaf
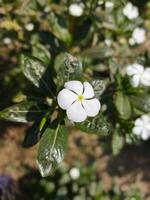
[0,101,45,123]
[91,79,108,98]
[115,92,131,120]
[21,54,47,88]
[37,124,67,177]
[112,128,124,155]
[73,18,92,41]
[55,53,83,88]
[23,122,41,148]
[81,46,113,59]
[131,94,150,113]
[76,114,110,135]
[32,43,51,66]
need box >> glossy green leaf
[55,53,82,88]
[37,125,67,177]
[76,114,110,135]
[115,92,131,120]
[23,122,41,148]
[0,101,45,123]
[91,79,108,98]
[32,43,51,66]
[21,54,47,88]
[131,94,150,113]
[112,128,124,155]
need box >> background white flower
[123,2,139,20]
[25,23,34,31]
[126,64,150,87]
[132,27,146,44]
[57,80,101,122]
[105,1,114,9]
[133,115,150,140]
[69,4,84,17]
[69,167,80,180]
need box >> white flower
[128,38,136,46]
[69,4,84,17]
[126,64,150,87]
[57,80,101,122]
[104,39,112,46]
[132,27,146,44]
[25,23,34,31]
[123,2,139,20]
[69,167,80,180]
[133,115,150,140]
[105,1,114,9]
[3,37,12,44]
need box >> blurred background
[0,0,150,199]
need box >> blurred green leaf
[81,47,113,59]
[0,101,45,123]
[37,124,67,177]
[32,43,51,66]
[112,128,124,155]
[115,92,131,120]
[76,113,110,135]
[73,18,92,41]
[131,94,150,113]
[47,13,71,45]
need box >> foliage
[1,0,150,177]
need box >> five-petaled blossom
[126,64,150,87]
[57,81,101,122]
[133,115,150,140]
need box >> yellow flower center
[78,95,84,102]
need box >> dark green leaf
[32,43,51,66]
[76,113,110,135]
[55,53,82,88]
[81,47,113,59]
[73,18,92,41]
[115,92,131,120]
[37,125,67,177]
[0,101,45,123]
[23,122,41,148]
[91,79,108,98]
[131,94,150,113]
[112,128,124,155]
[21,54,47,88]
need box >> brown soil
[0,122,150,199]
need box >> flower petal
[64,81,83,95]
[126,64,144,76]
[131,74,140,87]
[135,118,143,126]
[66,101,87,122]
[133,126,143,135]
[57,89,77,110]
[141,115,150,123]
[141,130,150,140]
[141,68,150,86]
[83,82,95,99]
[82,98,101,117]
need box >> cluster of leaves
[20,163,144,200]
[1,0,150,177]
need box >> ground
[0,121,150,199]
